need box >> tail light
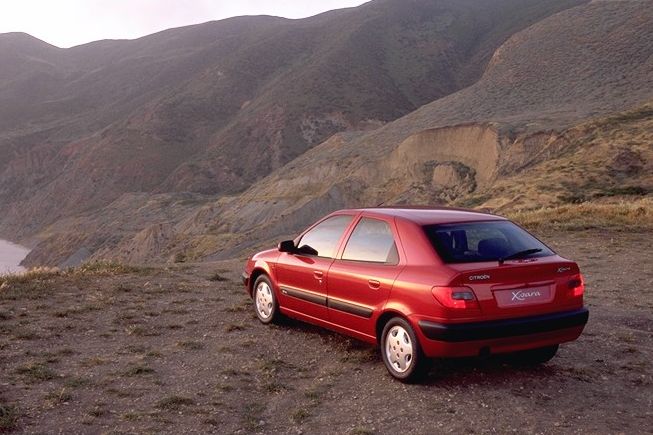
[568,273,585,298]
[432,286,480,310]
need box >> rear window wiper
[499,248,542,265]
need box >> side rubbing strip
[280,286,327,306]
[327,298,373,318]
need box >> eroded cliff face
[379,124,501,202]
[82,123,559,264]
[135,106,653,264]
[389,125,500,182]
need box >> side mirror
[278,240,296,253]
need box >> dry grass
[14,362,57,383]
[0,262,150,283]
[207,272,230,282]
[155,396,193,411]
[176,341,204,350]
[45,388,73,406]
[123,364,155,377]
[0,267,61,286]
[0,262,154,299]
[0,400,19,432]
[509,198,653,231]
[73,261,153,276]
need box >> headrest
[478,238,510,257]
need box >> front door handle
[368,279,381,289]
[314,270,324,280]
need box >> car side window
[297,215,354,258]
[341,218,399,264]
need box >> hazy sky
[0,0,369,48]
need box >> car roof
[337,206,506,225]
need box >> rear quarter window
[342,217,399,264]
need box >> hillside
[47,0,648,266]
[0,0,585,244]
[2,0,652,267]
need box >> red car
[242,207,588,381]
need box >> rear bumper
[418,308,589,342]
[241,272,249,287]
[415,308,589,357]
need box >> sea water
[0,239,30,275]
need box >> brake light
[568,273,585,298]
[432,286,480,310]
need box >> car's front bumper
[414,308,589,357]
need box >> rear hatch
[447,256,582,319]
[422,220,584,320]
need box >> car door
[326,216,404,338]
[275,214,355,321]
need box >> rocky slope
[1,0,585,243]
[5,0,653,267]
[86,0,652,265]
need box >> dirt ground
[1,229,652,434]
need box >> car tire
[380,317,428,383]
[252,275,280,324]
[507,344,559,366]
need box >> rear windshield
[423,220,554,264]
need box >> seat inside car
[478,237,510,258]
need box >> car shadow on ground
[422,356,560,386]
[268,314,563,385]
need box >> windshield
[423,220,554,264]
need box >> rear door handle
[314,270,324,280]
[368,279,381,289]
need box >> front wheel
[380,317,428,382]
[253,275,280,324]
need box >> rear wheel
[380,317,428,382]
[253,275,280,324]
[507,344,559,366]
